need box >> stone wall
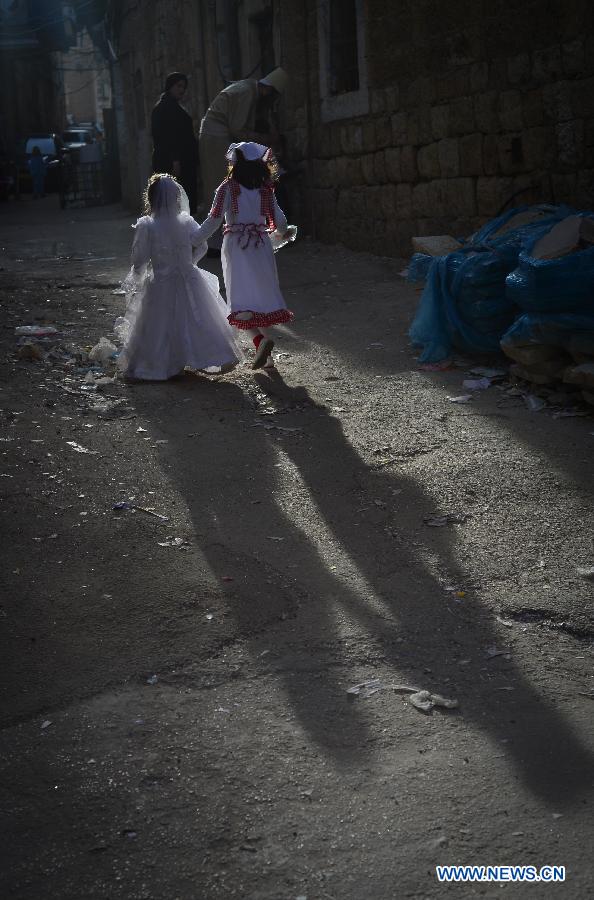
[112,0,216,211]
[281,0,594,256]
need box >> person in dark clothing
[151,72,199,214]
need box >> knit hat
[258,67,287,94]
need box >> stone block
[522,89,544,127]
[511,174,552,206]
[365,185,384,218]
[371,89,387,115]
[384,85,400,112]
[474,91,499,133]
[438,138,460,177]
[292,127,307,157]
[313,158,337,188]
[483,134,499,175]
[498,133,528,174]
[406,111,419,145]
[294,106,307,128]
[572,77,594,119]
[507,52,530,85]
[349,188,366,219]
[316,126,332,158]
[362,121,377,153]
[361,153,376,185]
[381,183,397,218]
[312,188,337,220]
[346,157,363,186]
[391,111,408,146]
[412,180,445,218]
[499,91,523,132]
[400,145,418,182]
[414,218,447,238]
[448,96,475,135]
[562,39,585,76]
[459,133,483,176]
[523,126,556,170]
[334,156,350,187]
[431,104,450,140]
[551,172,577,204]
[556,120,584,168]
[329,125,343,157]
[384,147,401,183]
[417,143,440,179]
[476,176,514,216]
[443,177,476,216]
[435,68,470,101]
[406,75,436,108]
[337,189,351,219]
[395,183,412,219]
[374,150,387,183]
[470,61,489,93]
[542,81,574,123]
[340,124,363,155]
[488,58,508,91]
[375,117,392,149]
[532,46,563,83]
[575,169,594,205]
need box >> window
[329,0,359,95]
[317,0,368,122]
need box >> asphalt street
[1,196,593,899]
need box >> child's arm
[191,212,223,244]
[191,182,229,243]
[273,195,288,236]
[131,218,150,272]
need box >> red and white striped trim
[228,309,293,329]
[210,178,277,229]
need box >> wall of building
[110,0,279,211]
[281,0,594,256]
[59,29,112,127]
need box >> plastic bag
[407,253,433,283]
[89,336,118,365]
[506,216,594,314]
[409,205,573,362]
[501,313,594,362]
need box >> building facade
[109,0,594,255]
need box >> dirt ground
[1,196,593,899]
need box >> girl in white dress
[194,142,295,369]
[115,174,242,381]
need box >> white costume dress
[194,176,293,329]
[115,178,241,380]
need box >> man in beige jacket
[199,67,287,219]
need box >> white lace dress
[194,179,293,329]
[115,213,242,380]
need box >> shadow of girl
[250,371,594,807]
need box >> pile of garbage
[14,325,119,392]
[500,215,594,406]
[408,206,594,406]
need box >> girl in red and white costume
[194,141,295,369]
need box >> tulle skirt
[115,265,242,380]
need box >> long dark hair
[228,149,279,189]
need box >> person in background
[28,146,46,199]
[151,72,199,214]
[199,67,287,252]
